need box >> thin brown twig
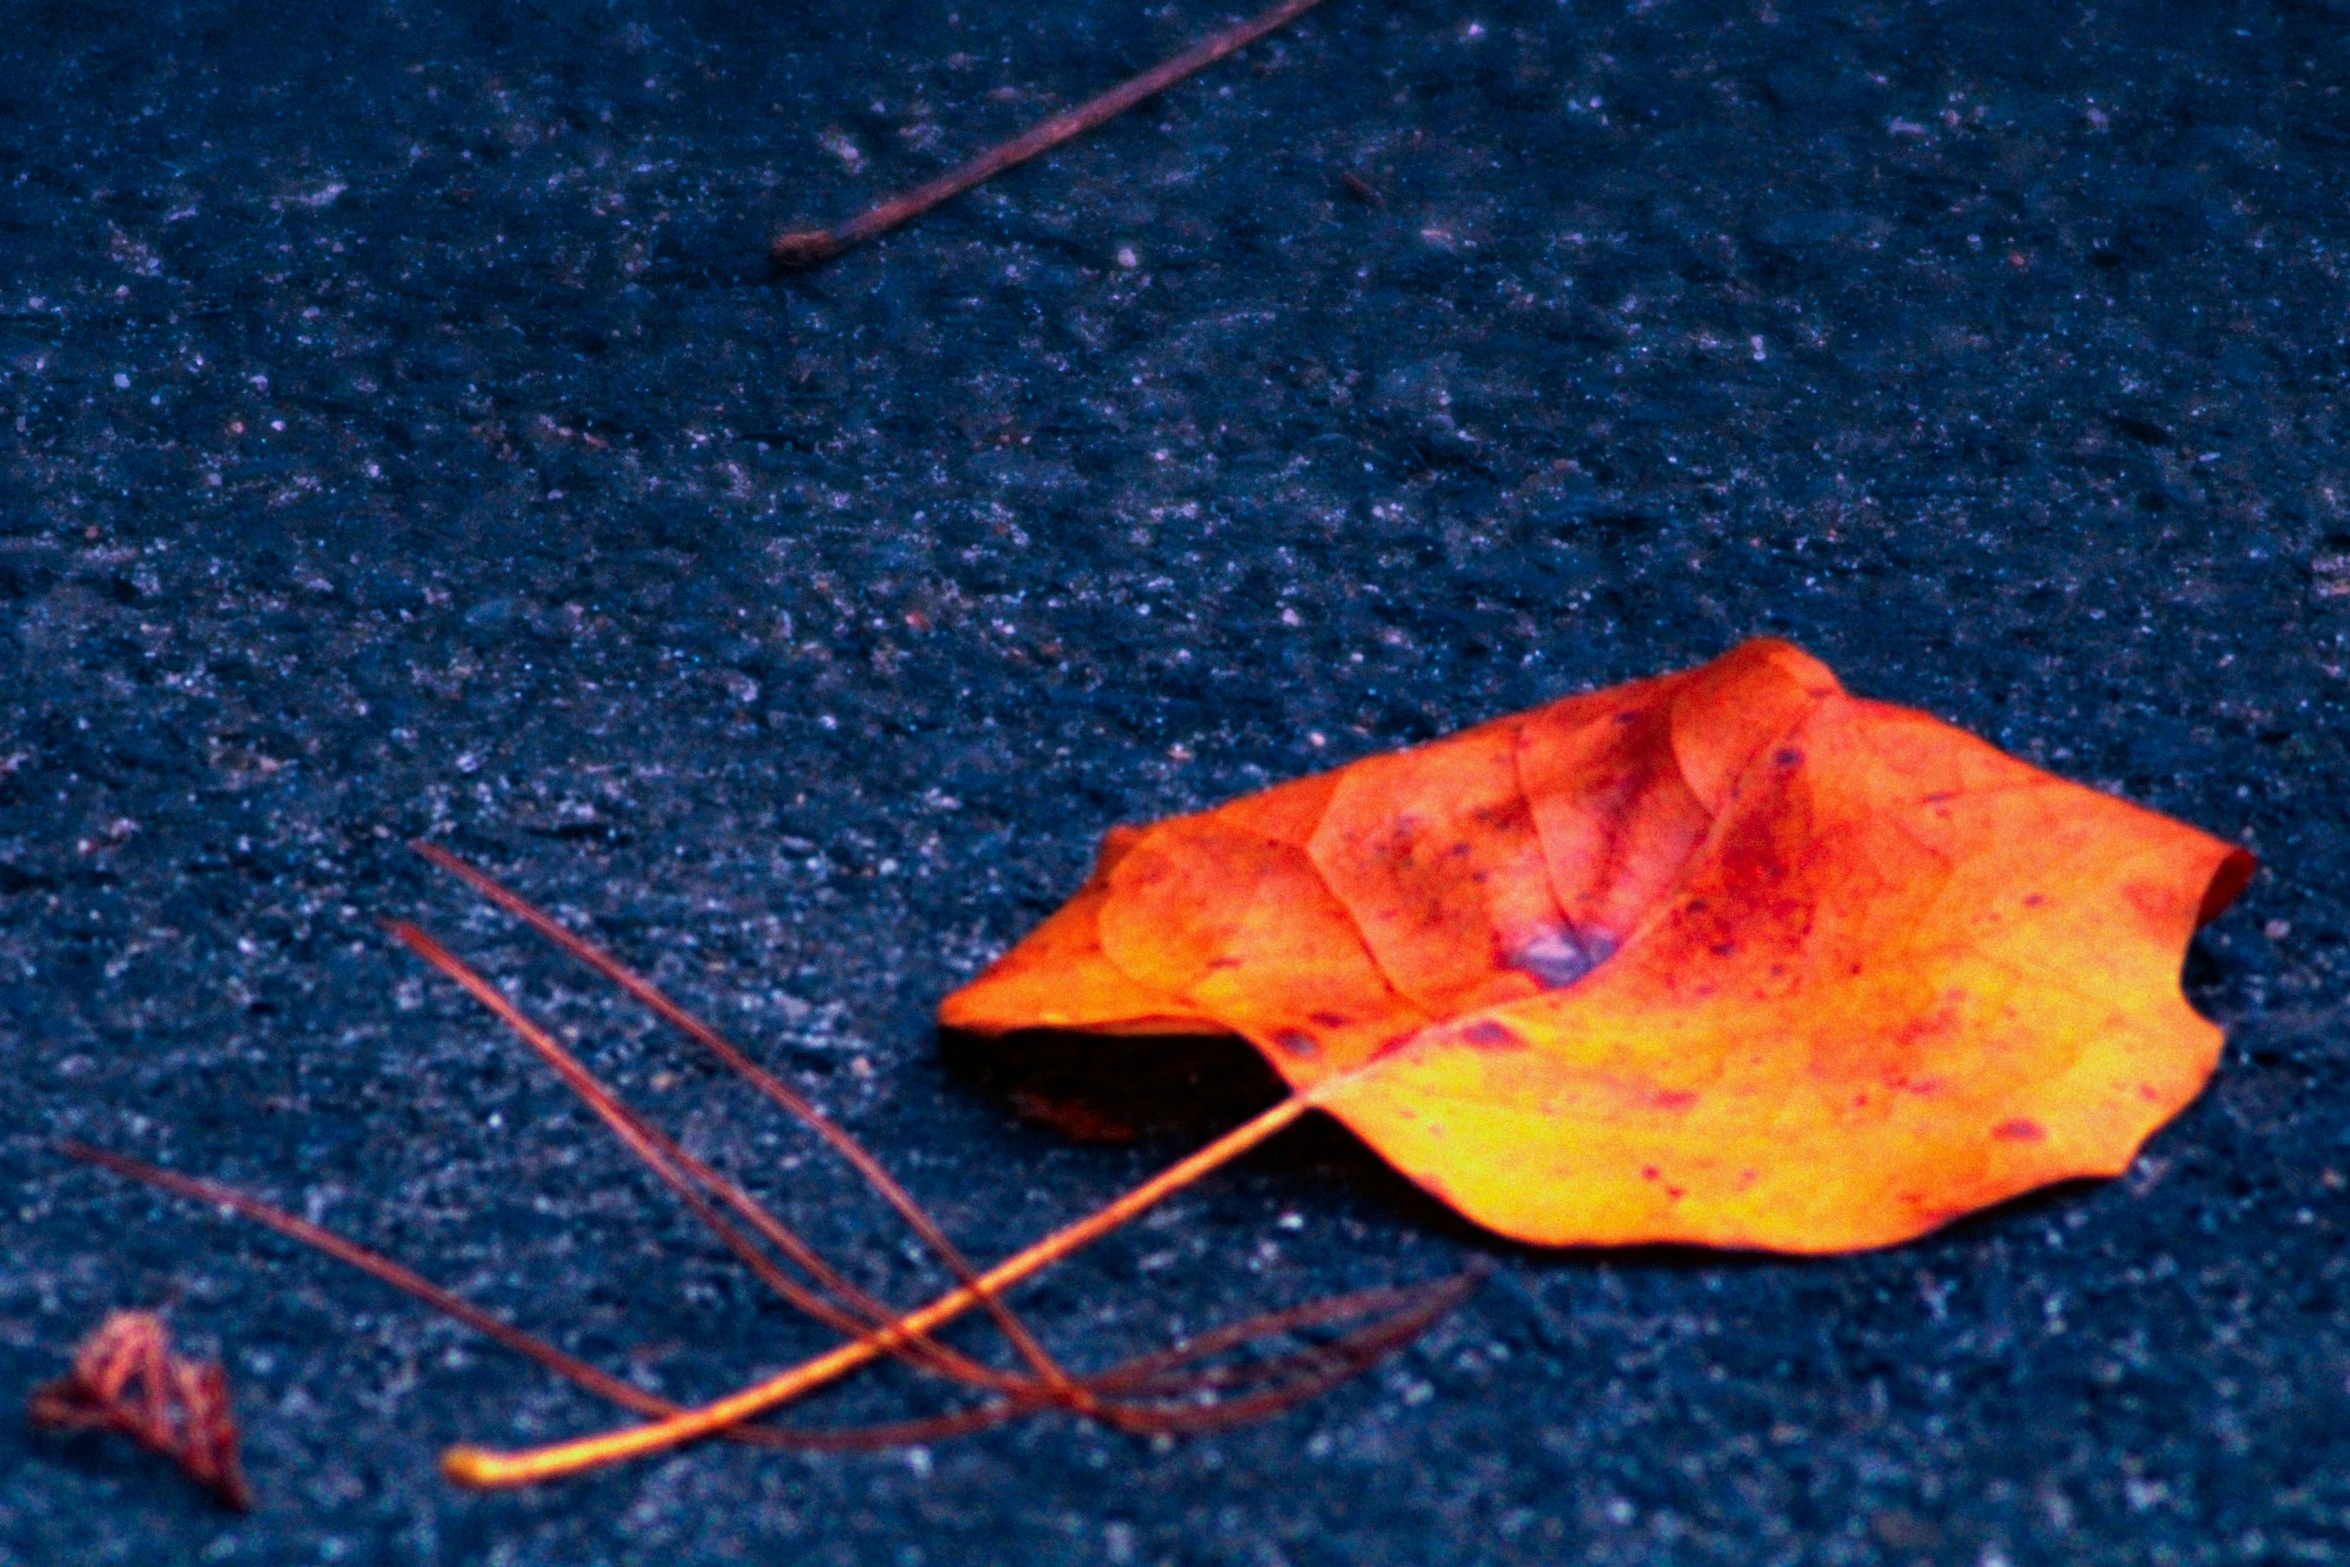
[1092,1270,1478,1433]
[60,1141,1472,1451]
[57,1143,694,1428]
[1082,1264,1486,1400]
[57,1141,1026,1449]
[440,1086,1329,1484]
[391,858,1472,1449]
[407,843,1083,1406]
[383,894,1475,1436]
[771,0,1333,267]
[382,921,1028,1397]
[62,846,1476,1484]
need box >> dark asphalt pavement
[3,2,2346,1563]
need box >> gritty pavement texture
[3,1,2347,1563]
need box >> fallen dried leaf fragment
[771,0,1331,265]
[944,638,2254,1252]
[28,1311,252,1509]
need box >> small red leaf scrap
[28,1311,253,1510]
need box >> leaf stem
[441,1083,1323,1487]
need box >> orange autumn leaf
[942,639,2254,1254]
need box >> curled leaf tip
[943,639,2253,1254]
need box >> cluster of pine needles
[55,844,1474,1496]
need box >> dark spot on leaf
[1307,1010,1353,1028]
[1272,1029,1321,1060]
[1992,1118,2046,1143]
[1509,928,1612,989]
[1773,747,1804,767]
[1460,1019,1527,1051]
